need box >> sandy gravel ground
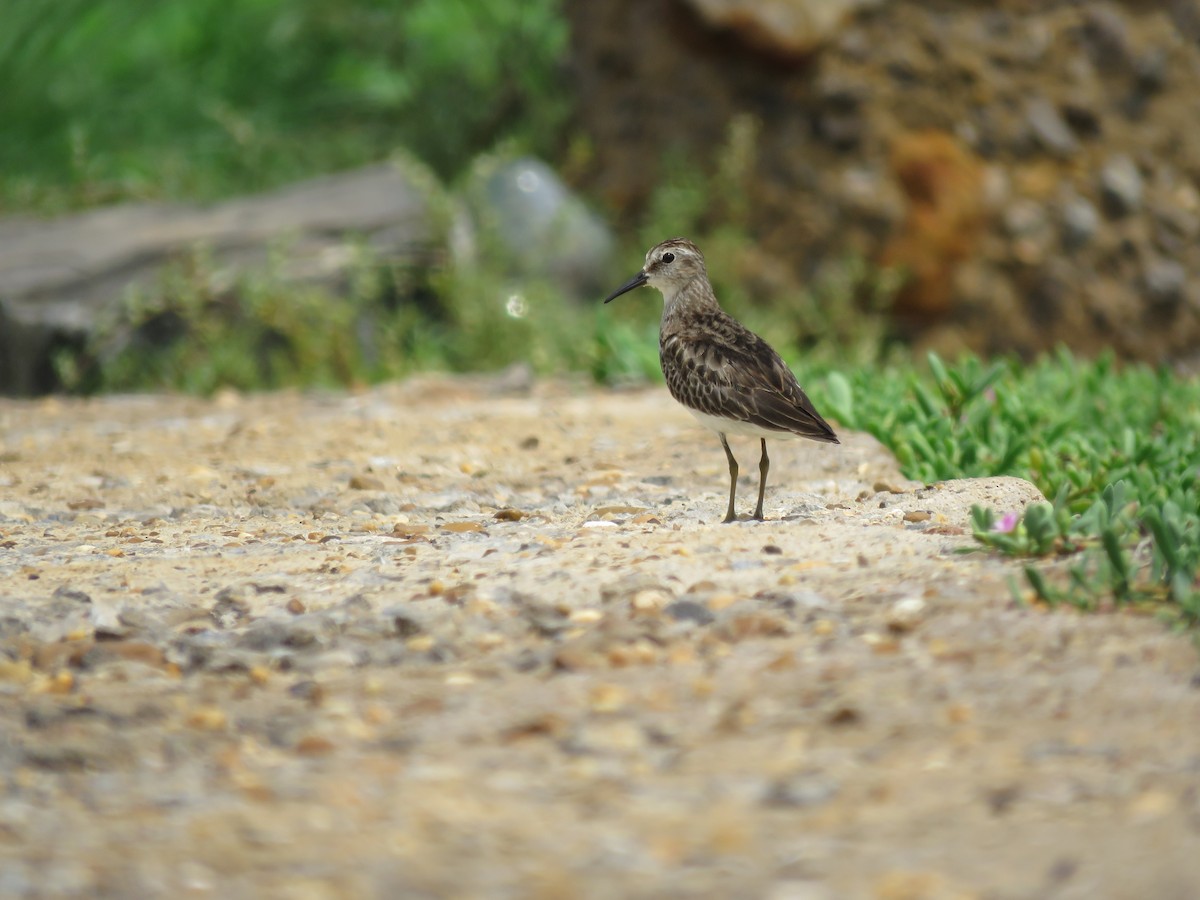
[1,374,1198,899]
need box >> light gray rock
[458,157,614,299]
[1061,195,1101,250]
[1143,258,1187,308]
[1099,155,1144,216]
[1026,97,1079,157]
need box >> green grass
[0,0,568,212]
[814,352,1200,626]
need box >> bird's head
[603,238,706,304]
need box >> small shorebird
[603,238,839,523]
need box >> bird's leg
[754,439,769,521]
[719,433,739,523]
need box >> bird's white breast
[686,408,797,440]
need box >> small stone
[1099,155,1143,216]
[902,510,931,523]
[295,735,336,756]
[186,706,228,731]
[665,599,715,626]
[764,772,840,809]
[51,586,92,605]
[392,522,429,538]
[825,705,862,727]
[238,620,288,651]
[630,588,672,614]
[588,682,628,713]
[37,670,75,695]
[286,598,306,615]
[441,521,484,534]
[519,435,540,450]
[280,614,338,650]
[348,474,385,491]
[288,680,325,705]
[502,713,566,742]
[812,619,836,637]
[1143,258,1187,308]
[1133,47,1168,94]
[887,597,927,633]
[1026,97,1078,157]
[211,588,251,629]
[405,634,436,653]
[719,610,792,640]
[1003,199,1049,239]
[1082,4,1131,67]
[493,508,524,521]
[1060,196,1100,250]
[631,513,663,525]
[569,608,603,624]
[82,641,168,670]
[523,600,569,636]
[863,632,901,654]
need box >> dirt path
[1,375,1198,899]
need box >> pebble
[1133,47,1168,94]
[665,599,715,626]
[1026,97,1078,157]
[1003,199,1049,240]
[1060,195,1100,249]
[1142,258,1187,308]
[887,597,928,633]
[1099,155,1143,216]
[763,772,840,809]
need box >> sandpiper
[603,238,839,523]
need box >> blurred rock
[1099,155,1144,217]
[1133,47,1168,95]
[1026,97,1079,157]
[1143,258,1187,309]
[1060,195,1100,251]
[684,0,887,60]
[1081,3,1132,69]
[0,162,441,396]
[459,156,614,299]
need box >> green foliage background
[1,0,567,210]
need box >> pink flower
[991,511,1019,533]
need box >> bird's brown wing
[660,314,839,444]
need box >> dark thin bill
[603,271,648,303]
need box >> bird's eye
[662,252,675,263]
